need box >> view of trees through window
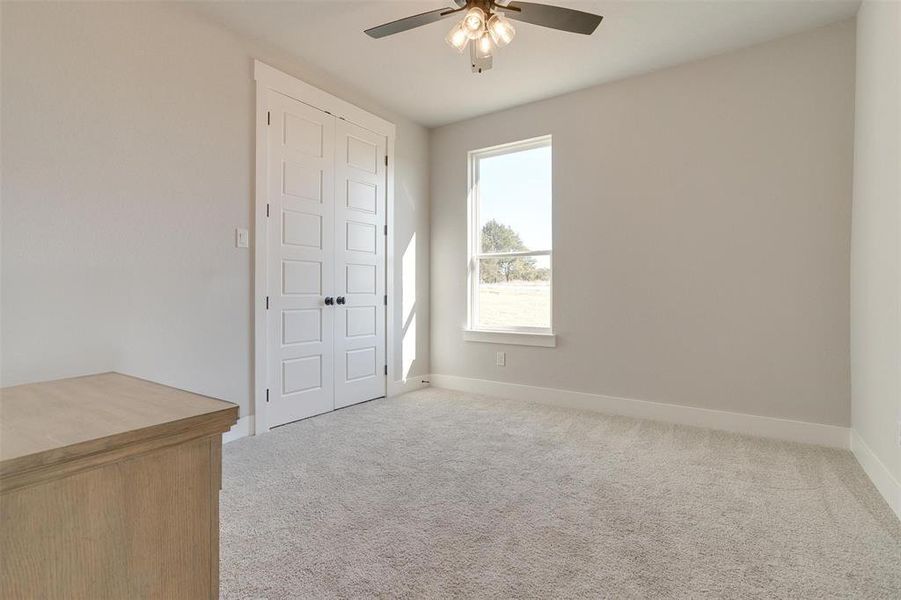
[470,137,552,331]
[479,219,550,284]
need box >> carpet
[220,387,901,599]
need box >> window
[467,136,553,345]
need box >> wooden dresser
[0,373,238,599]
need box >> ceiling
[191,1,860,127]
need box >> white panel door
[333,119,387,408]
[267,90,336,426]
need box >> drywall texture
[430,20,855,426]
[0,2,430,411]
[851,1,901,481]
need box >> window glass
[470,137,552,332]
[478,145,552,254]
[477,255,551,330]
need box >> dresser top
[1,372,238,480]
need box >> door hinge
[384,155,388,166]
[383,224,387,236]
[384,365,388,375]
[267,111,271,126]
[266,388,270,403]
[266,296,270,310]
[384,294,388,305]
[266,203,270,218]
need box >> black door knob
[336,296,346,305]
[324,297,334,305]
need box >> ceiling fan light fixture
[487,13,515,48]
[475,31,494,59]
[445,22,470,53]
[364,2,604,74]
[463,7,487,39]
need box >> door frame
[253,60,397,435]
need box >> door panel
[266,90,387,425]
[334,120,387,409]
[267,91,336,427]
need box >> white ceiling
[191,1,860,127]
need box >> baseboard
[388,376,431,397]
[223,415,254,444]
[430,374,850,449]
[850,429,901,520]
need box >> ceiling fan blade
[365,8,457,39]
[500,2,603,35]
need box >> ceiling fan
[365,1,603,73]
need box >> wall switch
[496,352,505,367]
[236,228,249,248]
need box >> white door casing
[334,119,387,409]
[267,90,336,425]
[255,61,397,434]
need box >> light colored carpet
[220,387,901,599]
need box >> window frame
[466,135,554,343]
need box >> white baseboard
[223,415,254,444]
[388,376,431,397]
[430,374,850,449]
[850,429,901,520]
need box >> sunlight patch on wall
[401,233,417,380]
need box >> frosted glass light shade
[445,22,470,53]
[475,31,494,59]
[463,7,486,39]
[488,14,515,48]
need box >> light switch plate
[236,228,249,248]
[496,352,505,367]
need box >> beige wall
[430,20,855,426]
[0,2,430,412]
[851,1,901,480]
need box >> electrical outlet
[496,352,505,367]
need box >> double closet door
[266,90,387,427]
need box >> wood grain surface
[0,373,237,599]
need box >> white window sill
[463,329,557,348]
